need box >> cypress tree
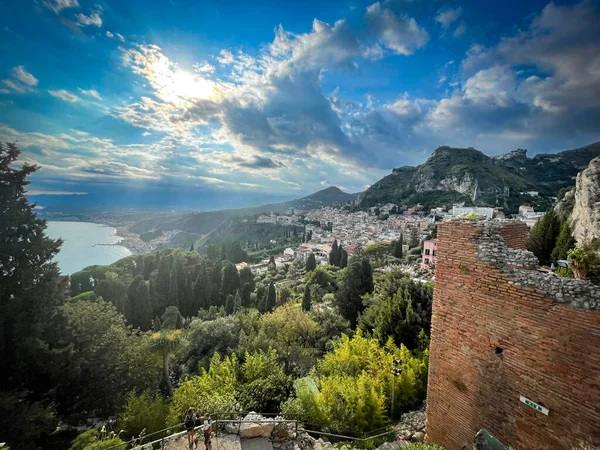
[336,257,374,327]
[189,242,195,252]
[182,275,195,317]
[302,284,311,312]
[266,281,277,313]
[132,280,153,330]
[194,266,211,311]
[225,294,234,315]
[552,221,576,262]
[221,262,240,300]
[340,249,348,269]
[168,263,179,308]
[233,290,242,313]
[156,255,171,313]
[329,240,339,266]
[306,253,317,272]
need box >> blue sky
[1,0,599,207]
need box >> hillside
[129,186,358,238]
[498,142,600,193]
[361,143,600,213]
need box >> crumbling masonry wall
[425,220,600,450]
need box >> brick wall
[426,220,600,450]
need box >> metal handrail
[105,415,299,450]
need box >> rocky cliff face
[569,157,600,244]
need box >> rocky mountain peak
[570,157,600,244]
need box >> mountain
[130,186,358,237]
[497,142,600,194]
[361,143,600,213]
[555,156,600,244]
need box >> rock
[271,419,297,441]
[225,413,276,439]
[411,432,425,443]
[569,157,600,244]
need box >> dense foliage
[1,143,434,450]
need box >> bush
[168,353,238,425]
[401,444,444,450]
[119,390,169,440]
[69,430,99,450]
[69,430,124,450]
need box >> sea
[46,221,132,275]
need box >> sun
[151,57,214,104]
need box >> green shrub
[69,430,98,450]
[118,390,168,440]
[69,430,124,450]
[168,353,238,425]
[400,444,444,450]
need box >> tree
[194,265,211,312]
[168,263,180,308]
[551,221,576,261]
[0,143,67,446]
[360,269,433,349]
[119,390,168,440]
[268,255,277,273]
[336,257,374,327]
[225,294,235,315]
[527,208,561,265]
[393,235,403,259]
[306,253,317,272]
[161,306,183,329]
[408,227,420,248]
[221,262,240,301]
[149,329,184,396]
[329,240,339,266]
[131,280,153,330]
[168,353,238,426]
[233,290,242,313]
[95,271,129,318]
[190,242,195,252]
[302,284,312,312]
[265,281,277,313]
[51,300,158,418]
[340,249,348,269]
[156,255,171,313]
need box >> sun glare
[152,57,214,104]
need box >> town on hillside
[247,200,546,276]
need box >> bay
[46,221,132,275]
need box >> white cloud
[365,2,429,55]
[13,66,38,86]
[49,89,80,102]
[77,88,102,100]
[106,31,125,42]
[76,5,103,27]
[43,0,79,14]
[217,50,235,65]
[453,22,466,37]
[435,7,462,29]
[1,66,38,94]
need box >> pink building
[420,239,437,270]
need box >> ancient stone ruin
[426,220,600,449]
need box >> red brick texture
[425,221,600,450]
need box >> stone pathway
[164,434,274,450]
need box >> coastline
[45,218,152,255]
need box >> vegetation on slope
[1,143,433,450]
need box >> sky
[0,0,599,209]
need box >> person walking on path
[185,408,198,449]
[202,413,212,450]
